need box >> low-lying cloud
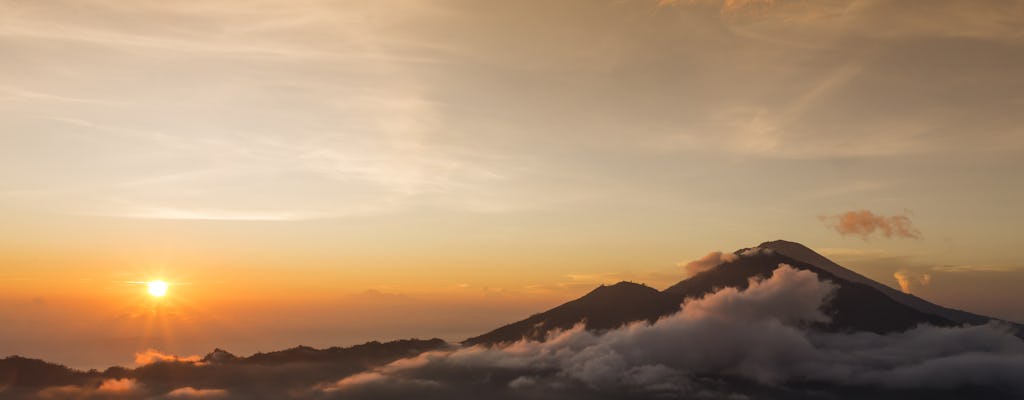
[135,349,202,366]
[37,378,144,399]
[821,209,922,239]
[312,265,1023,399]
[18,265,1024,399]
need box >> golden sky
[1,0,1023,368]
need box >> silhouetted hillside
[468,240,1015,346]
[0,338,448,397]
[464,281,678,346]
[4,241,1022,399]
[0,356,94,388]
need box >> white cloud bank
[318,265,1024,399]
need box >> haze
[1,0,1023,369]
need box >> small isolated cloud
[680,251,739,276]
[135,349,202,366]
[165,387,228,398]
[820,209,921,239]
[893,270,932,294]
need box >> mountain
[3,240,1021,399]
[464,281,679,346]
[0,356,92,388]
[759,240,992,325]
[466,240,1018,345]
[0,338,448,394]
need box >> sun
[147,280,168,297]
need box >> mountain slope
[662,244,955,334]
[758,240,992,325]
[467,240,1013,346]
[0,338,448,393]
[464,281,678,346]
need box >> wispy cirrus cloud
[933,265,1020,273]
[3,0,1024,223]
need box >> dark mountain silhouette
[0,338,447,394]
[3,240,1021,399]
[0,356,93,388]
[464,281,679,345]
[466,240,1019,345]
[759,240,993,325]
[235,338,447,365]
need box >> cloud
[165,387,228,398]
[820,209,922,239]
[134,349,202,366]
[322,372,387,392]
[19,265,1024,399]
[38,378,146,399]
[659,0,777,13]
[5,0,1023,224]
[680,251,739,276]
[98,378,143,394]
[893,270,932,294]
[933,264,1019,273]
[310,265,1024,398]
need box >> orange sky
[2,0,1023,368]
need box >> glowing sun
[147,280,168,297]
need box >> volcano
[465,240,1018,346]
[3,240,1021,399]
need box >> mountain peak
[756,239,806,249]
[751,239,995,327]
[202,348,238,364]
[589,281,652,296]
[464,280,676,346]
[467,239,1018,347]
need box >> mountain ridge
[0,338,449,391]
[467,239,1019,346]
[3,239,1020,397]
[756,240,992,325]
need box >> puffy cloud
[820,210,922,239]
[893,270,932,294]
[313,265,1024,398]
[678,264,835,325]
[22,265,1024,399]
[134,349,202,366]
[680,251,739,276]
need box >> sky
[1,0,1023,369]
